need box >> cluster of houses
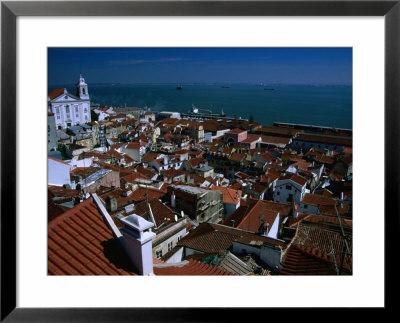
[48,76,353,276]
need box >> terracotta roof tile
[154,259,235,275]
[295,134,352,147]
[278,173,307,186]
[210,186,242,204]
[260,135,291,145]
[281,220,352,275]
[48,198,138,275]
[301,193,337,207]
[48,88,66,100]
[178,222,284,254]
[229,153,246,162]
[280,244,338,275]
[223,199,278,233]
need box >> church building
[48,75,91,129]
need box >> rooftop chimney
[120,214,156,275]
[106,196,117,212]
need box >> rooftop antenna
[334,203,352,275]
[327,239,340,275]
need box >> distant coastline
[48,83,352,129]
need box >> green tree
[91,109,99,122]
[57,144,67,160]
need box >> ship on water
[177,84,183,90]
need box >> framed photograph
[2,0,398,320]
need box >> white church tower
[48,74,91,129]
[76,74,90,100]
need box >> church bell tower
[76,74,89,100]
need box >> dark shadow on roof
[100,238,137,274]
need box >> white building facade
[273,174,307,205]
[48,75,91,129]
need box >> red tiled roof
[265,168,281,183]
[280,244,338,275]
[125,142,140,150]
[230,182,242,190]
[48,88,65,100]
[295,134,352,147]
[228,128,246,134]
[260,135,291,145]
[241,134,260,143]
[343,147,353,154]
[278,173,307,186]
[257,126,300,137]
[121,172,147,184]
[281,220,352,275]
[132,198,175,228]
[48,185,79,199]
[48,198,138,275]
[221,147,234,155]
[135,166,157,179]
[98,188,138,208]
[154,259,235,275]
[129,186,166,203]
[48,197,232,276]
[315,189,334,197]
[235,171,255,180]
[141,152,159,162]
[260,152,276,162]
[223,199,279,233]
[96,162,132,178]
[317,155,335,165]
[250,182,267,194]
[229,153,245,162]
[188,157,204,167]
[289,213,353,228]
[319,203,350,216]
[211,186,241,204]
[162,168,185,178]
[178,222,281,254]
[108,149,124,160]
[301,193,337,207]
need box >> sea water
[50,83,352,129]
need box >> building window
[168,242,173,251]
[177,236,182,242]
[84,108,87,113]
[156,250,163,258]
[65,105,69,113]
[48,125,50,132]
[304,204,308,209]
[286,184,291,190]
[75,106,78,112]
[277,192,280,196]
[76,115,79,119]
[55,107,60,114]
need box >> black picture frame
[1,1,398,321]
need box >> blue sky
[48,48,352,85]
